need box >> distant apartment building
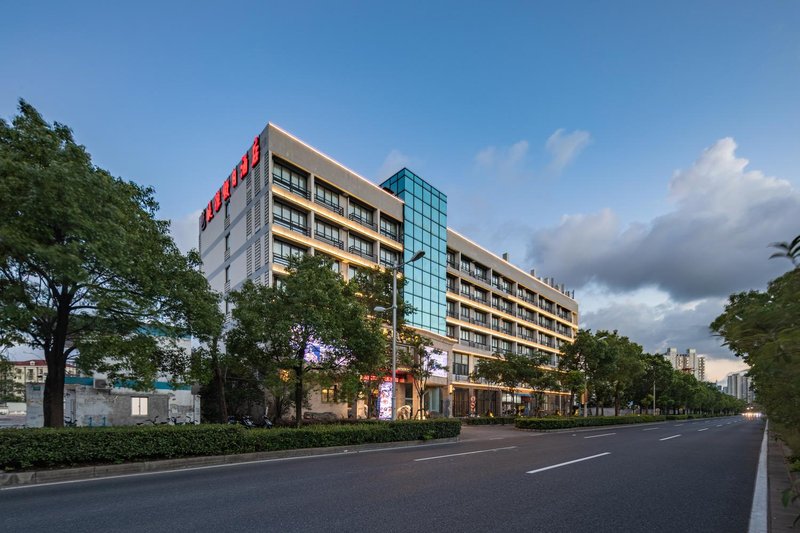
[726,371,754,403]
[9,359,78,387]
[198,123,579,419]
[664,348,705,381]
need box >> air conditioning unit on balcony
[93,378,110,390]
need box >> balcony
[273,216,310,237]
[274,255,290,266]
[314,194,344,216]
[518,333,536,342]
[460,339,488,351]
[447,310,458,319]
[273,173,310,200]
[447,283,457,293]
[314,231,344,250]
[348,212,377,232]
[493,347,513,357]
[379,228,402,243]
[557,310,572,322]
[348,246,375,261]
[446,259,458,269]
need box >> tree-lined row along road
[1,417,765,533]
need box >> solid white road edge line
[414,446,517,462]
[748,420,769,533]
[526,452,611,474]
[642,427,661,431]
[698,428,709,432]
[584,433,616,439]
[659,434,681,441]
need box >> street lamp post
[374,249,425,421]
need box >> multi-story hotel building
[198,124,579,419]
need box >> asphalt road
[0,417,765,533]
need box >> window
[446,300,457,317]
[379,247,399,268]
[348,201,374,227]
[380,217,400,240]
[273,202,308,234]
[273,161,309,197]
[273,239,306,265]
[446,324,456,338]
[453,354,469,377]
[314,183,341,214]
[315,220,342,248]
[348,264,359,281]
[348,234,374,260]
[321,386,337,403]
[131,397,148,416]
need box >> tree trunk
[43,355,66,427]
[294,363,303,428]
[212,364,227,423]
[614,383,621,416]
[44,295,71,427]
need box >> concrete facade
[198,123,579,419]
[25,378,200,427]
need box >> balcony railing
[314,194,344,216]
[447,284,458,293]
[446,259,458,269]
[518,333,536,342]
[379,228,402,243]
[274,255,290,266]
[273,216,310,237]
[460,339,488,351]
[348,212,377,232]
[273,173,311,199]
[461,315,488,328]
[348,246,375,261]
[447,310,458,319]
[493,347,513,357]
[314,231,344,249]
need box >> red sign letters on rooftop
[200,135,260,232]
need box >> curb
[0,436,459,489]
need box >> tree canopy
[0,100,218,426]
[226,255,386,426]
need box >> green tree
[0,352,24,402]
[472,350,554,416]
[0,100,217,427]
[227,255,385,427]
[558,329,613,416]
[596,331,645,416]
[398,332,446,419]
[711,266,800,431]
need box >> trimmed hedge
[462,417,517,426]
[0,419,461,472]
[516,415,667,430]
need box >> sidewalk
[768,428,799,531]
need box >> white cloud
[528,137,798,301]
[545,128,592,174]
[527,137,798,372]
[579,293,747,382]
[169,209,203,254]
[377,149,413,181]
[474,140,533,182]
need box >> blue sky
[2,1,798,381]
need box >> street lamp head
[373,306,388,313]
[410,250,425,263]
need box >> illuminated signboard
[199,135,261,232]
[378,380,393,420]
[426,347,448,378]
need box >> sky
[2,1,798,383]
